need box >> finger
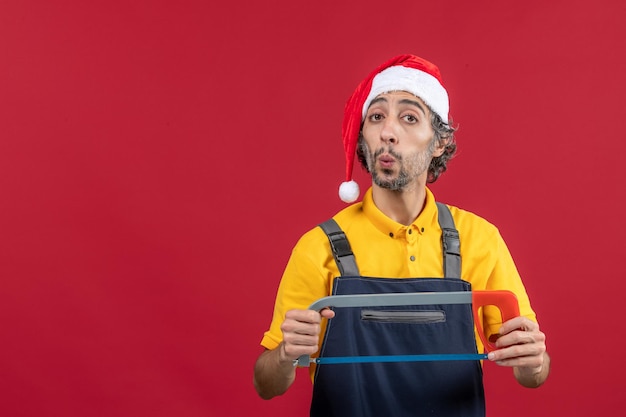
[488,344,545,369]
[499,316,539,336]
[280,340,319,361]
[281,319,321,337]
[283,332,320,347]
[320,308,335,319]
[496,328,544,349]
[285,309,323,324]
[489,331,546,363]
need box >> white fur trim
[362,66,449,124]
[339,180,360,203]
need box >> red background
[1,1,625,416]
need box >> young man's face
[360,91,444,191]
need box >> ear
[432,137,448,157]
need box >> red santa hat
[338,54,450,203]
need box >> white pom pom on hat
[339,180,360,203]
[338,54,450,203]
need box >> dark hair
[356,110,457,183]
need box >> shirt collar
[362,186,439,238]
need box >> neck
[371,182,428,226]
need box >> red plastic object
[471,290,520,352]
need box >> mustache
[373,147,402,161]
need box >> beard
[360,139,437,191]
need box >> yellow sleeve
[481,229,537,339]
[260,228,334,350]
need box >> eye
[402,114,418,123]
[368,112,384,122]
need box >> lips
[378,154,396,168]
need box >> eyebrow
[368,96,427,115]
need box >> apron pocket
[360,309,446,324]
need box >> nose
[380,117,398,145]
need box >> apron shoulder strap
[318,219,360,277]
[436,202,462,278]
[320,203,461,279]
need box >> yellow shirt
[261,187,536,356]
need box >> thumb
[320,308,335,319]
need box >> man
[254,54,549,416]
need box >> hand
[254,308,336,399]
[279,308,335,363]
[487,316,547,374]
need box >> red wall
[1,1,624,416]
